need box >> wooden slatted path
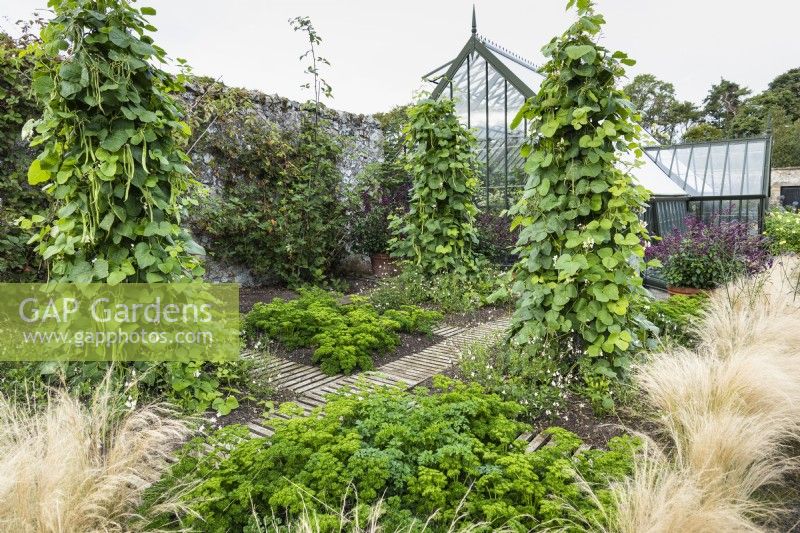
[256,323,467,394]
[244,317,510,437]
[211,316,597,456]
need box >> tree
[728,67,800,167]
[665,100,702,143]
[503,0,653,386]
[682,122,725,142]
[389,99,481,277]
[770,112,800,168]
[766,67,800,121]
[702,78,750,131]
[22,0,203,283]
[623,73,699,144]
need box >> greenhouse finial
[471,5,477,34]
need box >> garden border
[237,317,591,455]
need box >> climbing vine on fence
[503,0,655,384]
[21,0,204,283]
[389,99,482,277]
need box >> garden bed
[442,304,511,329]
[267,330,445,369]
[239,276,378,313]
[239,286,298,313]
[216,389,300,429]
[416,367,650,448]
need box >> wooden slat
[278,368,333,389]
[274,367,324,387]
[526,432,550,452]
[573,444,592,457]
[247,422,273,437]
[293,374,345,393]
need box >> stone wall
[181,83,386,285]
[770,167,800,206]
[183,84,384,191]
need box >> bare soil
[239,287,298,313]
[443,304,512,328]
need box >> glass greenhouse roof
[644,136,772,228]
[421,11,772,228]
[644,137,771,198]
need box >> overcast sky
[2,0,798,115]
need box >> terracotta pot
[370,253,397,278]
[666,285,703,296]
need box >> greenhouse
[423,9,542,211]
[644,136,773,231]
[422,14,773,232]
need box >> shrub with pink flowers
[646,214,771,289]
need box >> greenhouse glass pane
[467,53,487,204]
[506,83,527,190]
[644,137,769,200]
[706,144,727,196]
[745,141,766,195]
[725,142,747,197]
[450,58,470,127]
[486,64,506,191]
[469,53,486,138]
[690,147,710,194]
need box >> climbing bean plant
[0,1,248,417]
[21,0,203,283]
[504,0,654,382]
[389,99,482,277]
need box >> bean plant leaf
[27,159,51,185]
[388,99,483,279]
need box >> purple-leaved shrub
[646,214,771,289]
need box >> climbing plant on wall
[504,0,654,383]
[21,0,204,283]
[389,99,482,277]
[0,30,46,281]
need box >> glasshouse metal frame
[641,136,773,289]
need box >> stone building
[770,167,800,207]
